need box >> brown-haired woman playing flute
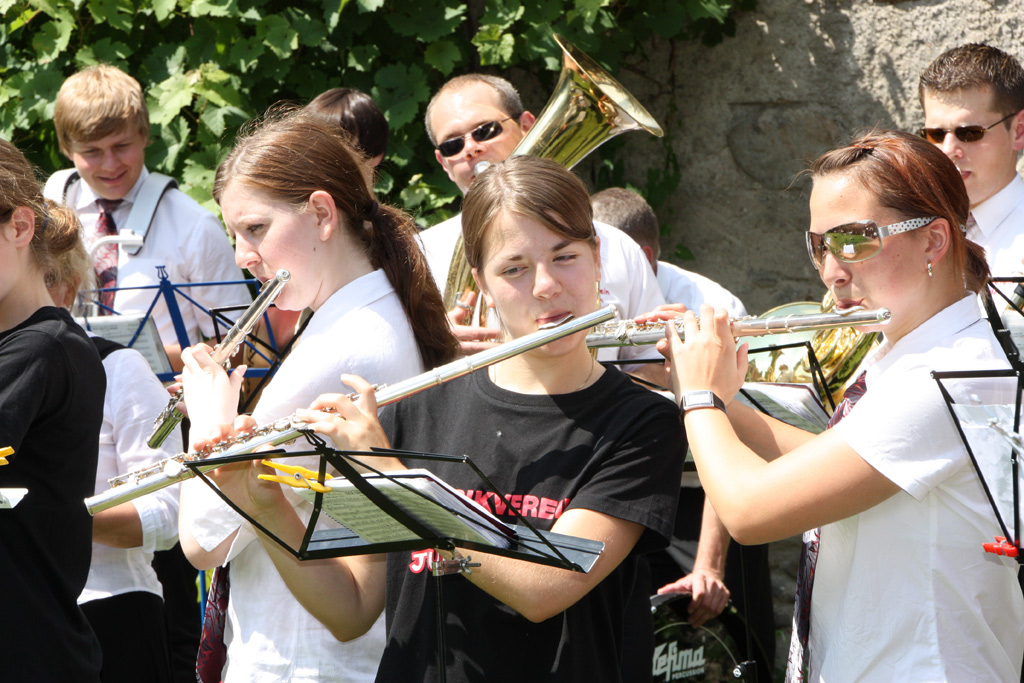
[651,130,1024,682]
[178,107,455,683]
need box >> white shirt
[48,167,252,348]
[417,215,666,363]
[181,269,423,683]
[817,296,1024,682]
[972,173,1024,292]
[656,260,747,317]
[79,343,181,605]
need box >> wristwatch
[680,390,726,415]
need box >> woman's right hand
[192,414,290,521]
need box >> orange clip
[0,446,13,466]
[982,536,1020,557]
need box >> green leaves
[2,0,748,231]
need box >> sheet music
[74,314,172,376]
[298,469,516,548]
[951,403,1024,536]
[0,488,28,508]
[739,382,830,433]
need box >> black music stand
[184,432,604,683]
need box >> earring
[927,261,933,278]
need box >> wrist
[680,390,727,417]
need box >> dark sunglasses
[805,217,937,269]
[437,117,515,158]
[918,111,1016,144]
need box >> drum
[651,593,767,682]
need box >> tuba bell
[745,292,879,409]
[443,34,665,314]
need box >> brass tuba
[745,292,879,408]
[443,34,665,314]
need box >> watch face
[685,391,713,408]
[683,390,723,413]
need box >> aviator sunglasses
[437,117,515,157]
[805,217,938,269]
[918,111,1016,144]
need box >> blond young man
[919,44,1024,280]
[45,64,250,371]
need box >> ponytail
[358,202,458,368]
[964,237,991,295]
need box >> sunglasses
[437,117,515,158]
[917,111,1016,144]
[805,217,937,269]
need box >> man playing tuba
[419,72,668,375]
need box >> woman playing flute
[178,108,456,683]
[654,130,1024,682]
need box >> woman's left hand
[657,304,747,407]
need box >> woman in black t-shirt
[0,139,106,681]
[187,156,679,682]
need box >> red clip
[982,536,1020,557]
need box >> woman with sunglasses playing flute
[188,156,685,682]
[178,108,457,683]
[649,130,1024,682]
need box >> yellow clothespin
[257,459,332,493]
[0,446,13,466]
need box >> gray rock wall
[617,0,1024,315]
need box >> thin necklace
[573,359,597,392]
[490,358,598,393]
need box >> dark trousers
[152,543,202,683]
[81,591,173,683]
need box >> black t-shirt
[0,307,105,681]
[377,367,684,682]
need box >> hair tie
[39,207,51,233]
[366,200,383,222]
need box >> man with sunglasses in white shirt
[919,44,1024,287]
[418,74,667,374]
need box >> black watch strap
[680,390,727,415]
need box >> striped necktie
[93,198,123,314]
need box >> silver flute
[146,270,291,449]
[86,304,617,515]
[585,306,891,347]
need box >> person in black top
[0,138,106,681]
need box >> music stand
[185,431,604,683]
[932,368,1024,561]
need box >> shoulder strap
[43,169,81,202]
[123,172,178,256]
[91,336,128,360]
